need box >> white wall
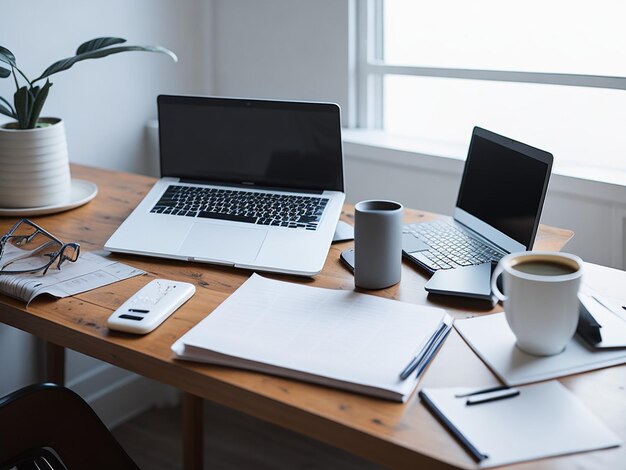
[212,0,351,124]
[0,0,211,423]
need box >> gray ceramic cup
[354,200,403,289]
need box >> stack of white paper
[173,274,452,402]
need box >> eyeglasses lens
[0,224,62,273]
[58,244,80,266]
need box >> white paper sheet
[455,312,626,385]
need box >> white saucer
[0,179,98,217]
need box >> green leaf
[0,95,15,112]
[76,37,127,55]
[0,102,16,119]
[27,80,52,129]
[0,46,16,67]
[14,86,32,129]
[0,65,10,78]
[35,45,178,82]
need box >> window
[355,0,626,172]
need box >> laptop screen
[158,95,344,192]
[456,127,553,249]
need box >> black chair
[0,383,140,470]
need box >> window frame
[355,0,626,130]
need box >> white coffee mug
[490,251,583,356]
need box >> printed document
[0,251,145,304]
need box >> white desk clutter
[456,258,626,385]
[578,261,626,349]
[490,251,583,356]
[107,279,195,334]
[0,251,144,305]
[172,273,452,402]
[0,218,144,304]
[419,381,621,467]
[578,293,626,349]
[455,312,626,386]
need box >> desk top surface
[0,164,622,470]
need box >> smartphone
[339,248,355,273]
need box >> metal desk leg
[182,392,204,470]
[45,341,65,385]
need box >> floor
[112,399,387,470]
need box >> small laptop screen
[158,95,344,192]
[456,128,553,248]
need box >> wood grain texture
[1,164,622,470]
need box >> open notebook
[172,274,452,402]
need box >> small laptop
[105,95,345,276]
[403,126,553,297]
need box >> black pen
[465,388,520,406]
[419,391,488,463]
[399,321,447,380]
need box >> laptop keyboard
[150,185,329,230]
[403,219,505,271]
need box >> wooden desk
[0,164,623,470]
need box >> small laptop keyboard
[150,185,329,230]
[403,219,505,271]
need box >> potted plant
[0,37,177,208]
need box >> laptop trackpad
[179,224,266,263]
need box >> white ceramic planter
[0,118,71,208]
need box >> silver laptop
[403,126,553,276]
[105,95,345,276]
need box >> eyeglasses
[0,219,80,275]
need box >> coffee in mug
[511,260,578,276]
[491,251,583,356]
